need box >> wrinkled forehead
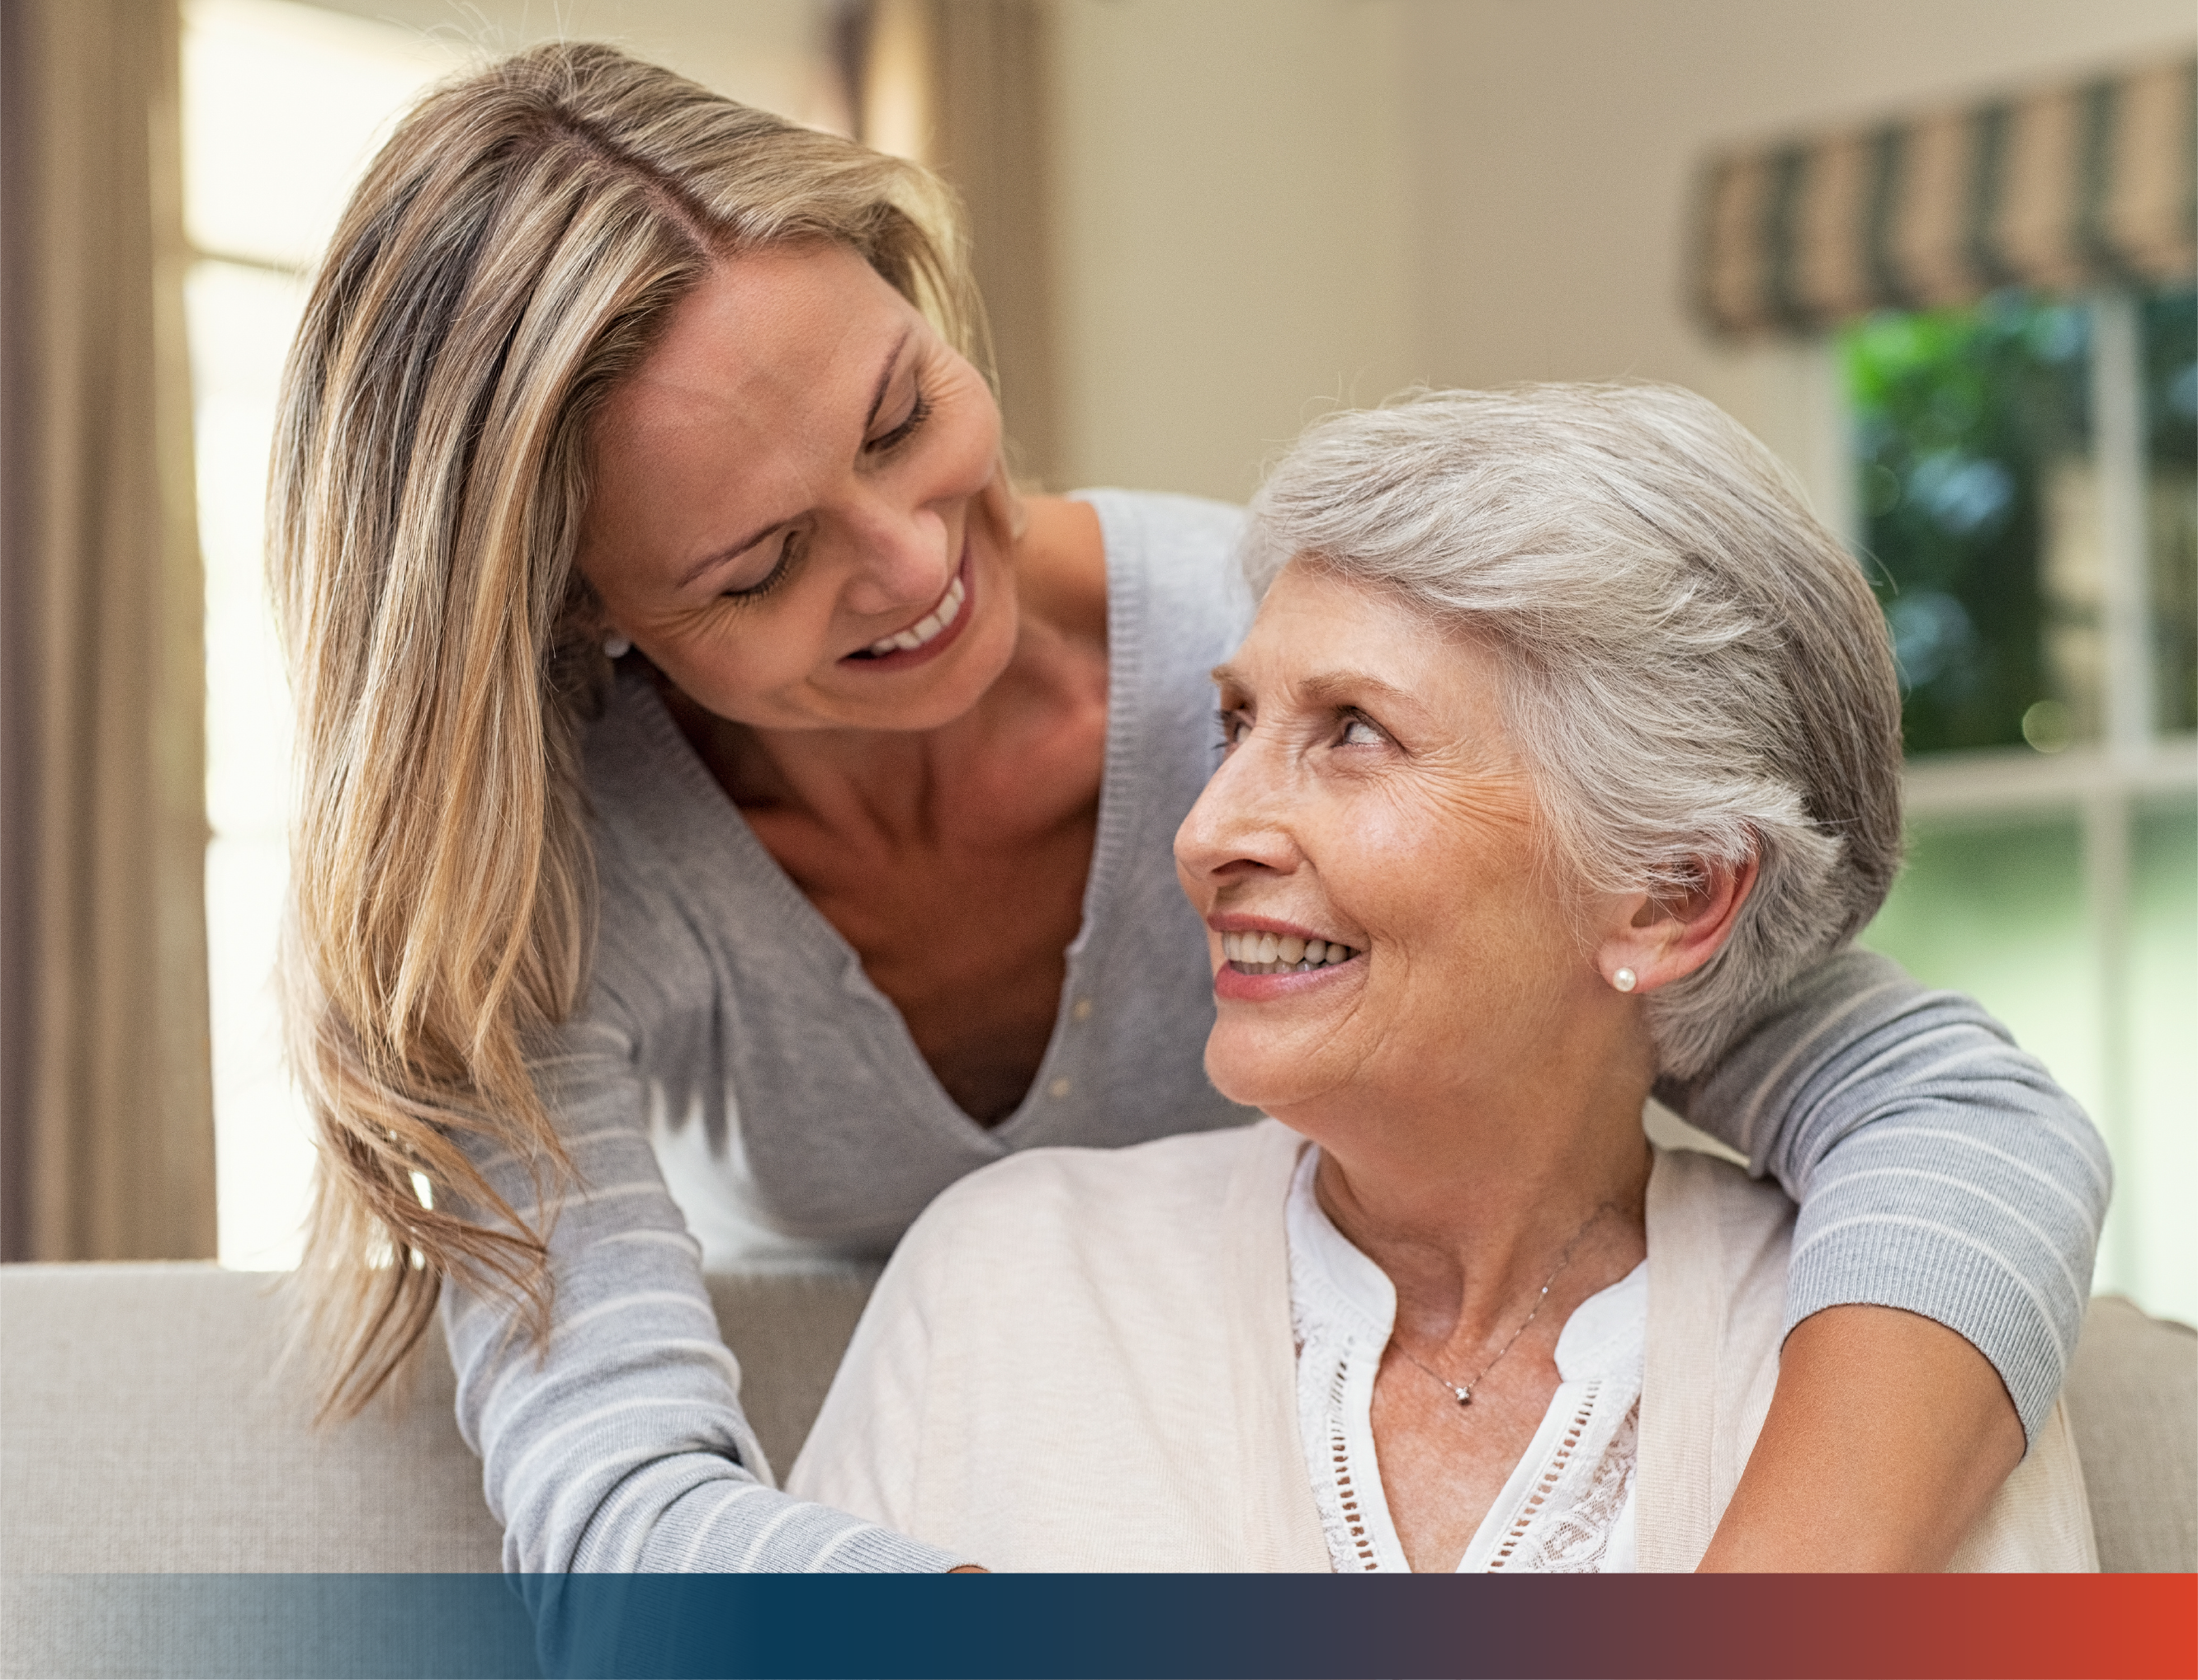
[1215,559,1515,727]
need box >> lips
[840,539,974,672]
[1208,915,1364,1002]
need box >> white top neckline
[1284,1145,1646,1573]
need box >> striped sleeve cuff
[1783,1209,2073,1446]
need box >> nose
[1174,729,1302,897]
[836,494,953,620]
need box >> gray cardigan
[441,489,2109,1575]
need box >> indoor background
[3,0,2192,1324]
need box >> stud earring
[1611,967,1637,993]
[603,632,631,659]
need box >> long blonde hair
[272,41,986,1416]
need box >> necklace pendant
[1454,1385,1472,1407]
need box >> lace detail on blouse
[1285,1147,1645,1574]
[1294,1297,1386,1571]
[1482,1398,1638,1573]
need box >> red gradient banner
[1600,1574,2196,1679]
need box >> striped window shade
[1696,57,2196,335]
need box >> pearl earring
[1611,967,1637,993]
[603,632,631,659]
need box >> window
[1849,286,2198,1322]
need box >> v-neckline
[617,490,1146,1145]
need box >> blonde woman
[274,44,2106,1579]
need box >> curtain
[1,0,217,1260]
[846,0,1062,488]
[1696,56,2197,337]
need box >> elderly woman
[276,43,2106,1580]
[788,385,2096,1572]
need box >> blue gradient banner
[5,1573,2191,1678]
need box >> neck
[1288,1001,1656,1341]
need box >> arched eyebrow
[1209,663,1425,716]
[673,328,915,588]
[862,328,913,431]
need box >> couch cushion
[1,1263,502,1573]
[0,1262,876,1574]
[2063,1293,2197,1573]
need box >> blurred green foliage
[1841,286,2197,757]
[1841,292,2089,756]
[2144,289,2197,734]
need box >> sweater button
[1072,998,1094,1022]
[1047,1076,1073,1100]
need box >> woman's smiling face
[1176,560,1616,1120]
[579,241,1014,734]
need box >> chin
[834,599,1017,732]
[1202,1031,1312,1116]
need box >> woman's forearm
[1698,1304,2025,1571]
[446,1017,956,1578]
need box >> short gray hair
[1242,384,1903,1078]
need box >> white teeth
[866,574,967,657]
[1219,931,1356,974]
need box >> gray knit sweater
[441,489,2110,1576]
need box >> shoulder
[899,1120,1299,1275]
[1646,1144,1794,1244]
[1079,489,1247,588]
[1077,490,1257,707]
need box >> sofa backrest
[0,1262,873,1574]
[2,1262,2191,1577]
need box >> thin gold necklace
[1392,1201,1614,1409]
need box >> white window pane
[207,833,314,1270]
[2126,796,2197,1325]
[188,258,310,1269]
[183,0,465,269]
[190,260,305,842]
[1861,815,2102,1116]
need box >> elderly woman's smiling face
[1177,560,1646,1121]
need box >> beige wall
[303,0,848,130]
[1044,0,2196,507]
[1046,0,1420,498]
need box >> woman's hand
[1696,1303,2026,1572]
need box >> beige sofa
[2,1262,2191,1665]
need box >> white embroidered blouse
[1285,1147,1647,1573]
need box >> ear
[1595,852,1759,994]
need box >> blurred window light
[1851,286,2198,1324]
[185,0,466,271]
[185,0,468,1271]
[187,1,847,1272]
